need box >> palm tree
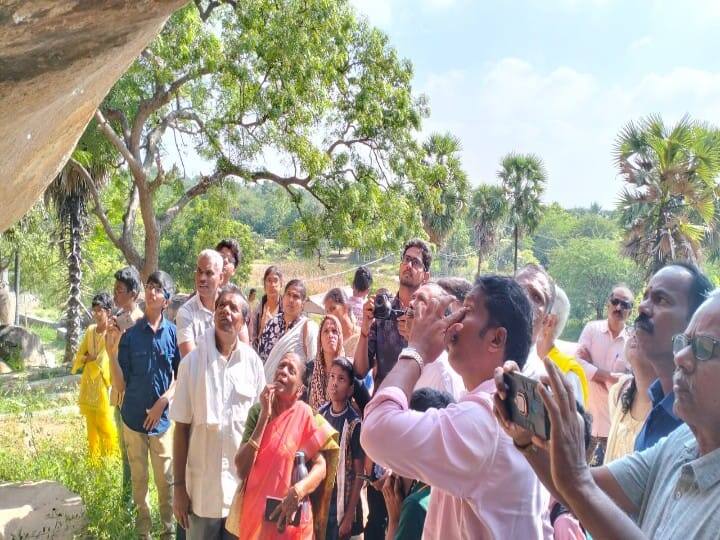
[615,114,720,277]
[469,184,507,277]
[498,153,547,273]
[45,154,108,363]
[416,133,469,249]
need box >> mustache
[634,313,654,334]
[673,369,695,393]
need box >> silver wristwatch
[399,347,424,371]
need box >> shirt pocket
[228,376,257,426]
[130,350,151,376]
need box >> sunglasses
[672,333,720,362]
[610,297,633,310]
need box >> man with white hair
[536,286,589,406]
[177,249,225,358]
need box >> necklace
[329,404,349,417]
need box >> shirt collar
[648,378,678,417]
[193,293,214,316]
[600,319,628,339]
[682,435,720,491]
[141,315,169,333]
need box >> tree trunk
[476,251,482,279]
[64,206,83,364]
[513,225,519,275]
[13,248,20,326]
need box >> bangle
[361,330,369,338]
[513,439,536,454]
[247,438,260,451]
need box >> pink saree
[235,401,338,540]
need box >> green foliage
[616,114,720,276]
[550,238,643,336]
[159,183,256,291]
[498,153,547,272]
[469,184,508,274]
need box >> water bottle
[291,451,310,524]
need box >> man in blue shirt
[633,262,712,451]
[109,270,181,540]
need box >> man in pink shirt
[361,275,551,539]
[576,285,634,464]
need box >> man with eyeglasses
[632,263,712,452]
[107,270,182,540]
[353,238,431,540]
[576,284,635,463]
[493,287,720,539]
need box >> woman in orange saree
[228,351,338,540]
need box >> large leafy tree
[469,184,507,276]
[498,153,547,273]
[69,1,428,280]
[616,114,720,276]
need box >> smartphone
[503,371,551,440]
[115,311,134,332]
[264,496,300,526]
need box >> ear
[487,327,507,354]
[422,271,430,284]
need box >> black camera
[503,371,551,440]
[373,292,405,321]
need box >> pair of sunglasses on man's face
[610,297,633,310]
[672,333,720,362]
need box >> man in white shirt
[398,280,466,400]
[171,284,265,539]
[176,249,224,358]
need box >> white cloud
[628,35,653,52]
[419,59,720,208]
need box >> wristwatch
[399,347,424,371]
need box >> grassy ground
[27,322,65,361]
[0,386,162,539]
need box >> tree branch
[103,108,131,148]
[94,109,145,184]
[156,172,223,233]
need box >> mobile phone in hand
[503,371,551,440]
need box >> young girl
[71,292,117,460]
[319,358,364,540]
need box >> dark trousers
[364,484,388,540]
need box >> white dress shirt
[176,294,214,347]
[170,335,265,518]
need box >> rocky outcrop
[0,0,186,232]
[0,481,85,539]
[0,325,54,369]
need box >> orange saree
[229,401,338,540]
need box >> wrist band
[247,438,260,451]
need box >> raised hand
[408,296,467,364]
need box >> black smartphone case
[264,497,301,527]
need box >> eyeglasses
[146,283,170,299]
[401,255,425,270]
[610,297,633,310]
[672,333,720,362]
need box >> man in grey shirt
[493,287,720,539]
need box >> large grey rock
[0,480,86,539]
[0,0,186,233]
[0,325,53,369]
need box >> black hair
[331,356,355,381]
[353,266,373,292]
[248,288,257,296]
[667,261,713,318]
[263,265,283,284]
[324,287,348,306]
[114,266,141,295]
[285,279,307,301]
[620,377,637,415]
[576,400,593,450]
[91,292,113,312]
[436,277,473,302]
[147,270,175,300]
[410,387,455,412]
[403,238,432,271]
[216,283,249,321]
[216,238,241,267]
[473,274,533,368]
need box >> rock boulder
[0,480,86,539]
[0,325,53,369]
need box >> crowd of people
[69,236,720,539]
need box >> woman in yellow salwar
[227,351,339,540]
[71,292,117,460]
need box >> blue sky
[350,0,720,208]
